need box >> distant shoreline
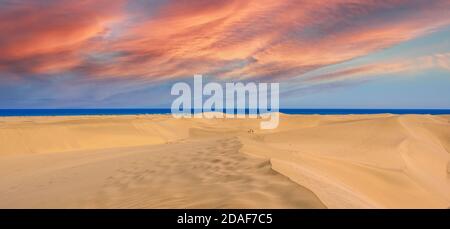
[1,108,450,117]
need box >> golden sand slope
[240,114,450,208]
[0,115,324,208]
[0,114,449,208]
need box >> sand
[0,114,449,208]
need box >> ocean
[0,109,450,116]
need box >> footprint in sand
[92,137,325,209]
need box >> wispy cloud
[303,52,450,84]
[0,0,449,107]
[0,0,124,74]
[1,0,449,80]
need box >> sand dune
[0,114,449,208]
[241,114,450,208]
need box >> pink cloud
[299,53,450,86]
[0,0,124,74]
[0,0,449,82]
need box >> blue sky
[0,0,449,109]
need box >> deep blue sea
[0,109,450,116]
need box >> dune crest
[0,114,449,208]
[241,114,450,208]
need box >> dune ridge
[0,114,449,208]
[240,114,450,208]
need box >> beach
[0,114,449,208]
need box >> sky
[0,0,449,109]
